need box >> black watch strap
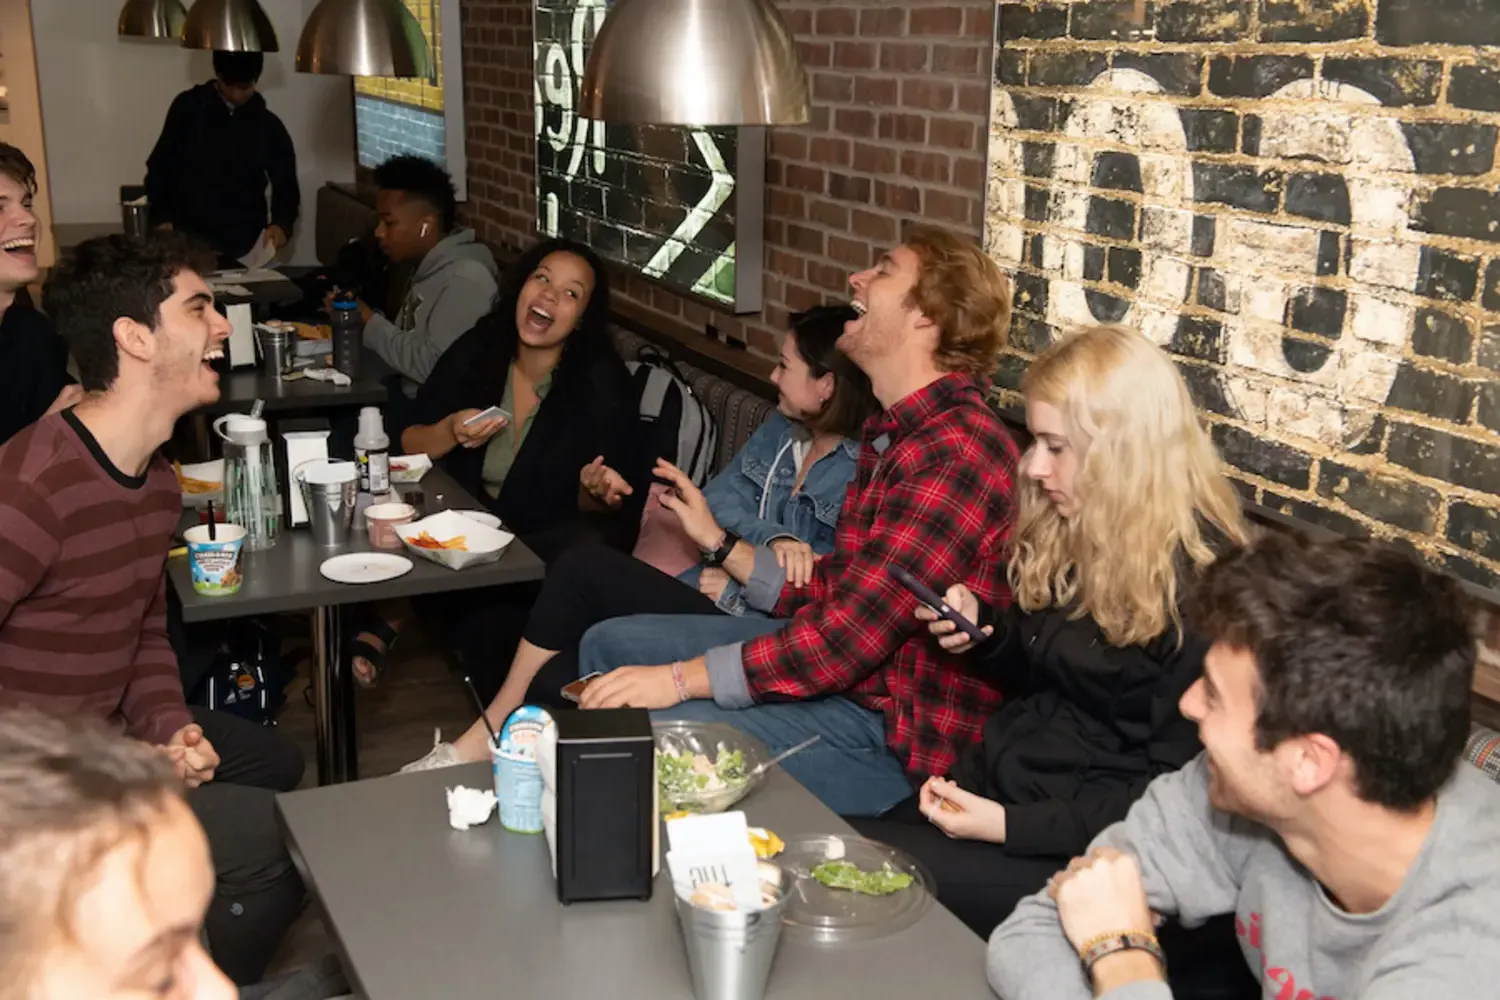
[705,529,741,567]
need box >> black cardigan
[0,303,72,448]
[410,320,648,547]
[947,599,1206,859]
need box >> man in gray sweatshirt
[989,534,1500,1000]
[355,156,498,398]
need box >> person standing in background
[146,51,300,264]
[0,142,81,446]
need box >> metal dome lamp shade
[579,0,810,126]
[181,0,280,51]
[117,0,188,40]
[295,0,432,78]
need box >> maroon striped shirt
[0,411,190,744]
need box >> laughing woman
[349,238,648,685]
[849,326,1249,947]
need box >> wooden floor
[264,616,475,985]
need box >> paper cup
[365,502,416,550]
[492,744,544,834]
[184,524,247,597]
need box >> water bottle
[330,292,363,378]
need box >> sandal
[349,616,402,689]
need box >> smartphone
[890,566,990,644]
[561,671,604,704]
[463,405,511,427]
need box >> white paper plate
[389,454,433,484]
[318,553,413,585]
[455,510,502,530]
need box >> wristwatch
[703,529,741,568]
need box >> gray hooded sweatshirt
[989,754,1500,1000]
[362,228,499,395]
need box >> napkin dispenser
[226,303,257,369]
[539,708,656,904]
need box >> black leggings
[850,804,1259,1000]
[187,708,307,985]
[463,543,722,705]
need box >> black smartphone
[890,566,990,644]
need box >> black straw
[463,675,499,748]
[207,501,216,540]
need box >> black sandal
[348,617,401,689]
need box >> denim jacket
[677,411,858,617]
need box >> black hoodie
[145,82,300,260]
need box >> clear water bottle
[330,292,363,378]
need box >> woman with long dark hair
[351,239,648,684]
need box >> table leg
[312,604,358,784]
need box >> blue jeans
[579,614,913,816]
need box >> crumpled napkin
[446,785,497,831]
[303,367,353,387]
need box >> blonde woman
[850,325,1249,943]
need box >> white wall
[30,0,355,265]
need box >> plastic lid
[774,834,935,942]
[356,406,385,440]
[218,414,269,445]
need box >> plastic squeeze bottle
[354,406,391,495]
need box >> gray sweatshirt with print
[988,754,1500,1000]
[362,228,498,395]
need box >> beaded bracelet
[1078,931,1165,974]
[670,660,691,702]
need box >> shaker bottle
[330,292,363,378]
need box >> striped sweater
[0,411,190,744]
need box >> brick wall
[991,0,1500,591]
[460,0,996,355]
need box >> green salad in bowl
[654,721,769,814]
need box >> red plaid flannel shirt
[741,373,1019,778]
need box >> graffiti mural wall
[532,0,764,312]
[988,0,1500,588]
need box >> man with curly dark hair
[991,535,1500,1000]
[0,233,306,985]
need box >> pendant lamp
[181,0,280,52]
[579,0,809,126]
[117,0,189,40]
[295,0,432,79]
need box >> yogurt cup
[184,523,247,597]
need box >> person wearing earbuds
[848,327,1249,965]
[354,155,499,399]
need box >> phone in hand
[560,671,604,704]
[463,405,511,427]
[890,566,990,645]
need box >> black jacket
[410,319,649,548]
[0,302,72,447]
[948,599,1206,859]
[145,83,300,260]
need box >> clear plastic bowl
[654,720,770,814]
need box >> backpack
[627,345,718,487]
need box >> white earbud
[420,222,430,237]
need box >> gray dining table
[168,466,546,784]
[276,763,997,1000]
